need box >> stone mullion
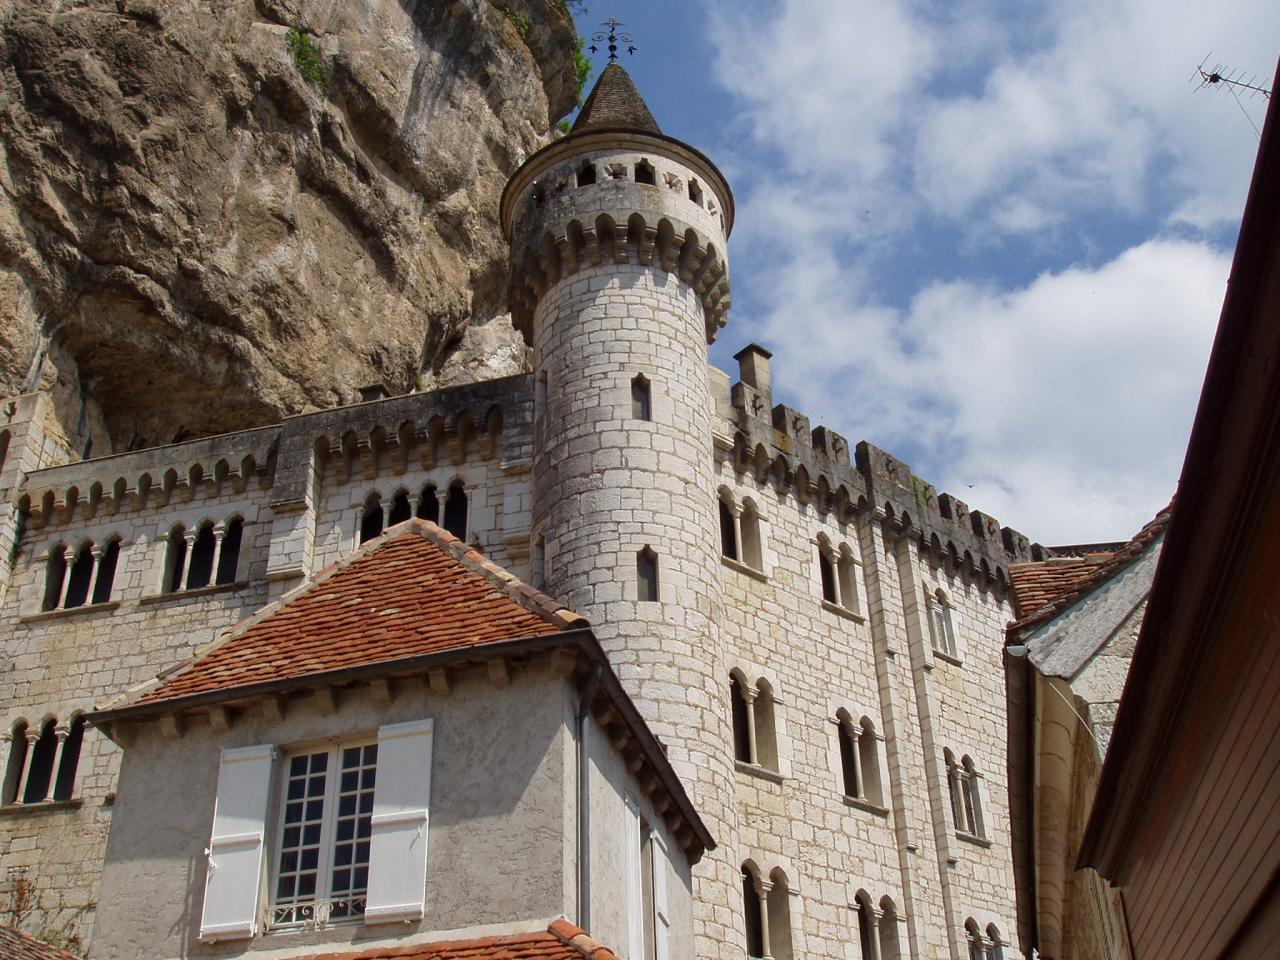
[210,525,226,583]
[43,726,69,802]
[179,530,197,590]
[755,877,774,960]
[13,729,40,803]
[743,686,759,766]
[56,556,73,609]
[868,907,885,960]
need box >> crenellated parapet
[501,130,734,344]
[722,348,1044,593]
[13,377,535,535]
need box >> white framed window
[269,740,378,928]
[199,720,433,943]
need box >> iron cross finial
[588,18,636,64]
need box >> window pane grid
[271,742,376,929]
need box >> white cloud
[702,0,1269,542]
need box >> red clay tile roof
[131,521,587,706]
[283,919,617,960]
[1008,504,1173,633]
[0,927,80,960]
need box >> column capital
[24,729,41,746]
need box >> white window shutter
[200,743,276,942]
[365,718,433,925]
[651,833,671,960]
[625,795,643,960]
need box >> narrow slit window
[92,538,120,604]
[742,867,764,959]
[637,547,659,602]
[186,523,216,590]
[64,544,95,609]
[838,717,860,798]
[360,493,384,544]
[43,546,67,612]
[631,375,652,421]
[52,715,85,801]
[3,722,27,805]
[731,675,752,763]
[417,485,440,524]
[443,482,468,539]
[165,526,187,593]
[216,518,243,585]
[819,548,838,603]
[388,490,412,526]
[22,719,57,804]
[719,499,738,559]
[740,502,763,570]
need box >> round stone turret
[502,64,741,958]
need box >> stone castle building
[0,65,1043,959]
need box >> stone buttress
[502,64,741,958]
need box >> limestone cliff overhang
[1076,56,1280,946]
[86,519,715,863]
[1003,514,1166,957]
[500,129,735,241]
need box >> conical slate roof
[571,63,661,135]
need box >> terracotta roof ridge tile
[547,918,620,959]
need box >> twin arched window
[165,517,244,593]
[2,714,86,806]
[360,482,467,544]
[731,673,779,771]
[855,891,901,960]
[720,490,763,571]
[741,863,793,960]
[945,750,987,840]
[837,711,884,808]
[965,919,1005,960]
[817,535,861,614]
[43,537,121,611]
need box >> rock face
[0,0,577,455]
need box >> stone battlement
[722,345,1043,590]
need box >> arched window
[417,484,440,523]
[926,588,957,657]
[879,897,902,960]
[635,158,656,185]
[0,429,10,476]
[22,719,57,804]
[855,892,875,960]
[985,924,1004,960]
[858,719,883,806]
[216,518,244,585]
[837,710,860,799]
[637,546,659,602]
[359,492,384,544]
[3,721,28,805]
[631,374,652,421]
[92,537,120,604]
[961,756,986,838]
[64,543,95,609]
[53,714,86,802]
[965,919,985,960]
[818,543,838,603]
[731,674,752,763]
[165,525,187,593]
[838,545,861,614]
[749,680,779,772]
[388,489,412,525]
[186,522,216,589]
[740,500,763,570]
[443,482,468,539]
[576,162,597,187]
[766,868,794,960]
[43,546,67,612]
[719,496,738,560]
[742,865,764,959]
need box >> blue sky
[569,1,1277,544]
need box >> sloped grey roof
[571,63,661,135]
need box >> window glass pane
[274,750,328,923]
[329,742,377,918]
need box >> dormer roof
[571,62,661,135]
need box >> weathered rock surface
[0,0,576,455]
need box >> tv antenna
[589,18,636,63]
[1191,55,1271,140]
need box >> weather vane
[589,18,636,63]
